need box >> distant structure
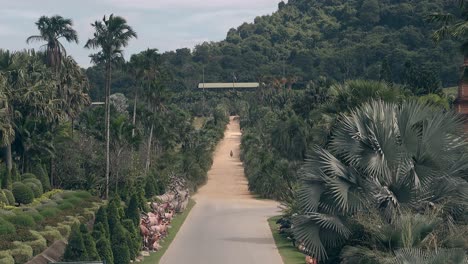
[197,82,260,90]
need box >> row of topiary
[64,193,144,264]
[0,172,50,207]
[0,190,101,264]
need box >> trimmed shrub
[57,201,73,211]
[63,224,87,261]
[96,237,113,264]
[25,231,46,255]
[6,214,35,228]
[107,198,121,234]
[80,224,100,261]
[39,227,63,246]
[122,219,140,261]
[64,196,82,205]
[74,191,92,199]
[0,250,14,264]
[57,223,71,238]
[38,207,60,218]
[0,191,8,206]
[24,182,42,198]
[12,183,34,205]
[0,218,15,235]
[25,211,44,223]
[0,209,15,217]
[2,190,14,206]
[20,173,36,180]
[10,241,33,264]
[125,193,140,227]
[32,165,50,192]
[94,206,110,239]
[111,223,130,264]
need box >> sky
[0,0,282,67]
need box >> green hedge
[10,241,33,264]
[20,173,36,180]
[1,190,14,206]
[6,214,36,228]
[0,250,14,264]
[0,218,15,235]
[25,231,47,255]
[12,183,34,205]
[38,207,60,218]
[39,227,63,246]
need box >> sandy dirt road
[160,116,283,264]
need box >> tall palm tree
[294,100,468,261]
[85,14,137,199]
[26,15,78,69]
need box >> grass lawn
[140,199,196,264]
[268,216,305,264]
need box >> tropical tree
[26,15,78,69]
[294,100,468,262]
[85,14,137,199]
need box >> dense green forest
[86,0,461,100]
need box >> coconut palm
[26,15,78,69]
[85,14,137,199]
[294,100,468,261]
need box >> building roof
[198,82,260,89]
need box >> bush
[25,231,46,255]
[80,224,100,261]
[57,223,71,238]
[74,191,92,199]
[57,201,73,211]
[0,251,14,264]
[32,165,50,192]
[111,223,130,264]
[0,218,15,235]
[6,214,35,228]
[38,207,60,218]
[1,190,14,206]
[39,227,63,246]
[22,178,43,198]
[0,209,14,218]
[122,219,140,261]
[10,241,33,264]
[20,173,36,180]
[12,183,34,205]
[24,182,42,198]
[0,191,8,206]
[64,196,82,205]
[25,211,44,223]
[95,237,113,264]
[63,224,87,261]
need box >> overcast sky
[0,0,281,67]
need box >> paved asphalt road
[160,116,283,264]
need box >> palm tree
[128,49,159,138]
[294,100,468,261]
[85,14,137,199]
[26,15,78,69]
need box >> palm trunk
[145,123,153,174]
[132,90,138,138]
[105,61,112,199]
[5,144,12,172]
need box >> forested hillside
[111,0,458,94]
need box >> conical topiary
[63,224,87,261]
[80,223,100,261]
[111,223,130,264]
[122,219,141,260]
[94,206,110,239]
[125,193,140,227]
[96,236,114,264]
[107,197,121,234]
